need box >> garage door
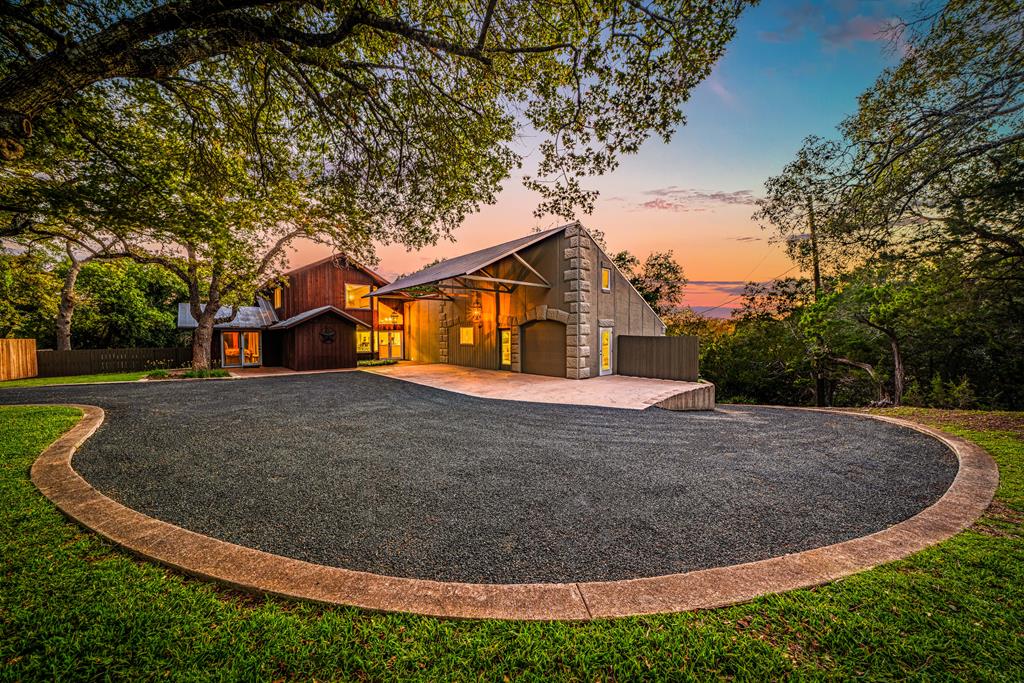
[520,320,566,377]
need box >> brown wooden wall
[276,257,380,326]
[616,335,699,381]
[0,338,37,381]
[281,313,359,371]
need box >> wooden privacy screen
[616,335,699,382]
[35,347,191,378]
[0,338,38,381]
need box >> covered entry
[520,320,566,377]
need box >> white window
[345,283,371,309]
[601,266,611,291]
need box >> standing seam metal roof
[369,224,572,297]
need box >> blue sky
[297,0,915,314]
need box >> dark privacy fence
[616,335,699,382]
[36,347,191,377]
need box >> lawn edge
[25,404,998,621]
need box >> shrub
[146,369,170,380]
[182,368,231,379]
[357,359,399,367]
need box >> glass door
[378,330,403,359]
[600,327,613,375]
[222,331,261,368]
[222,332,242,367]
[243,331,261,366]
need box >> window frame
[345,283,372,310]
[272,286,283,309]
[459,325,475,346]
[601,266,612,292]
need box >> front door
[378,330,403,359]
[599,327,613,375]
[221,331,261,368]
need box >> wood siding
[445,291,499,370]
[406,299,441,362]
[281,313,358,371]
[616,335,699,381]
[0,339,37,380]
[276,257,380,327]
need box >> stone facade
[562,223,594,379]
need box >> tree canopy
[1,0,751,217]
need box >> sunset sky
[292,0,910,316]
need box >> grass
[1,406,1022,680]
[0,371,150,389]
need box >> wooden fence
[616,335,699,382]
[36,347,191,378]
[0,339,38,381]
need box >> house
[176,255,392,371]
[370,222,664,378]
[177,223,666,377]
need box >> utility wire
[698,263,800,317]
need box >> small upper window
[272,286,283,309]
[345,283,371,309]
[459,326,474,345]
[601,266,611,291]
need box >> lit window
[601,267,611,291]
[345,283,371,309]
[356,330,372,353]
[500,329,511,366]
[272,286,282,308]
[459,326,474,345]
[378,300,403,325]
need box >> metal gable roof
[268,305,370,330]
[369,224,571,297]
[176,297,278,329]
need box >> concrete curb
[28,404,997,621]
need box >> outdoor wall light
[468,292,483,324]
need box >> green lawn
[0,371,150,389]
[1,406,1022,680]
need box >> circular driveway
[3,372,958,584]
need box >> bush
[182,368,231,379]
[146,369,170,380]
[357,359,399,367]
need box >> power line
[698,263,800,316]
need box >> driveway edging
[28,404,997,621]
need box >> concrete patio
[362,362,715,410]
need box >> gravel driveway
[2,372,958,583]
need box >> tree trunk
[807,195,827,406]
[191,314,216,370]
[891,338,905,406]
[55,254,83,351]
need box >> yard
[1,380,1022,679]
